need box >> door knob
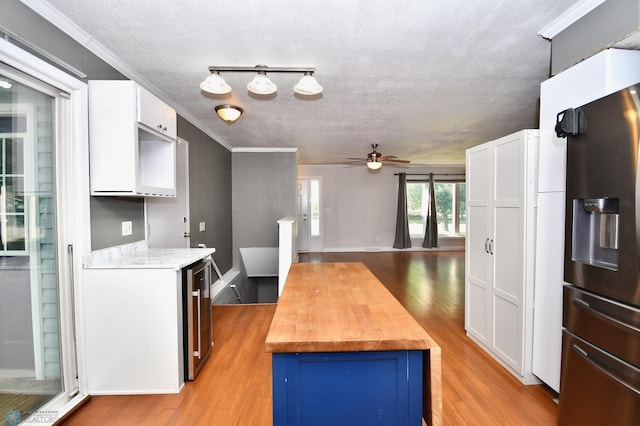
[184,232,191,238]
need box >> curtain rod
[394,173,465,176]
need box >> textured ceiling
[35,0,581,165]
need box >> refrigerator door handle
[572,343,640,396]
[573,297,640,335]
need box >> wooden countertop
[265,262,439,353]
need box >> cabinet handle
[489,239,494,255]
[193,289,201,359]
[485,238,489,253]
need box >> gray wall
[232,151,297,269]
[551,0,640,74]
[89,197,145,250]
[298,164,466,251]
[178,117,233,272]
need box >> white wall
[298,164,465,252]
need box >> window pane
[435,183,454,236]
[5,138,25,175]
[310,179,320,236]
[458,183,466,235]
[407,182,425,235]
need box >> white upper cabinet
[88,80,177,197]
[137,85,177,139]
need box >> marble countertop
[83,240,216,270]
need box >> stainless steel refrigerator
[559,83,640,424]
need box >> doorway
[146,138,190,248]
[297,178,321,252]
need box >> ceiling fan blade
[380,155,397,160]
[383,159,411,163]
[346,157,367,161]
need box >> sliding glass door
[0,37,90,421]
[0,67,65,425]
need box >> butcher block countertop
[265,262,440,353]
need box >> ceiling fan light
[215,104,243,123]
[247,72,277,95]
[367,160,382,170]
[200,72,231,94]
[294,72,323,95]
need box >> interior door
[465,143,492,345]
[146,139,190,248]
[297,179,309,251]
[491,134,524,373]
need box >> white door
[491,134,524,373]
[297,179,309,251]
[465,142,492,346]
[146,139,190,248]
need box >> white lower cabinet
[465,129,539,384]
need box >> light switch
[122,221,133,236]
[199,222,206,232]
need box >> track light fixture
[201,65,323,96]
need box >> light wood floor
[60,251,558,425]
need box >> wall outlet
[122,221,133,236]
[199,222,206,232]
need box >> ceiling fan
[346,144,410,170]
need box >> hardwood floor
[61,251,558,425]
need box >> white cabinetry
[465,129,538,384]
[89,80,177,197]
[533,48,640,392]
[82,246,215,394]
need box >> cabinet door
[137,86,177,139]
[465,143,492,345]
[491,134,525,373]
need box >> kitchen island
[266,262,442,425]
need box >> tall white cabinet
[465,129,539,384]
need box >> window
[1,115,28,254]
[407,180,466,237]
[310,179,320,236]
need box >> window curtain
[422,173,438,248]
[393,172,411,249]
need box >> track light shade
[215,104,243,123]
[247,72,278,95]
[200,72,231,94]
[294,72,323,95]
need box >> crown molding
[232,147,298,153]
[538,0,606,39]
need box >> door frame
[297,176,323,252]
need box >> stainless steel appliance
[559,83,640,424]
[184,257,213,380]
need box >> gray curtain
[393,172,411,249]
[422,173,438,248]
